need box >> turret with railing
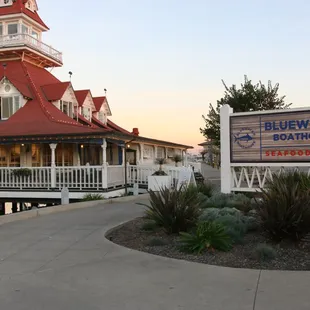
[0,0,63,68]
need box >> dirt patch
[107,217,310,270]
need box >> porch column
[164,147,168,159]
[184,150,188,167]
[50,143,57,188]
[101,139,108,188]
[139,143,144,164]
[154,146,158,160]
[122,147,125,166]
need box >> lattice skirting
[231,166,310,192]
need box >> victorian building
[0,0,192,203]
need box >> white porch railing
[56,166,102,190]
[0,33,63,63]
[107,165,125,188]
[0,165,187,191]
[128,165,182,187]
[0,167,51,189]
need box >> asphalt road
[0,200,309,310]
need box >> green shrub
[82,193,104,201]
[201,192,232,209]
[254,243,277,261]
[257,171,310,241]
[146,237,167,247]
[226,193,252,213]
[197,182,214,197]
[218,207,241,217]
[12,168,32,178]
[139,186,202,234]
[199,208,220,222]
[179,221,232,254]
[215,214,247,244]
[141,220,158,231]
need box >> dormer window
[26,0,35,12]
[0,96,21,120]
[99,111,105,123]
[60,100,73,117]
[0,0,12,7]
[83,107,91,121]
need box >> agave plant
[179,221,232,254]
[256,171,310,241]
[138,186,202,234]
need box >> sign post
[220,105,233,193]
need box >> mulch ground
[107,217,310,270]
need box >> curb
[0,193,149,227]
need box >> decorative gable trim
[25,0,38,12]
[0,76,32,99]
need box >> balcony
[0,33,62,65]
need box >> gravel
[107,217,310,270]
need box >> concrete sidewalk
[0,198,308,310]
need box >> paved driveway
[0,199,309,310]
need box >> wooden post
[50,143,57,188]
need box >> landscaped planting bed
[107,172,310,270]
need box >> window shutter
[14,96,20,113]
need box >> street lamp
[124,138,136,195]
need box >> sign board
[177,167,196,189]
[230,110,310,162]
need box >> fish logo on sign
[233,127,256,149]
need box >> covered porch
[0,138,192,193]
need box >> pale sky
[39,0,310,152]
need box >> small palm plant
[172,154,182,167]
[153,158,167,176]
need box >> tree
[200,75,291,147]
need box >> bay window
[1,96,20,119]
[8,23,18,38]
[31,30,38,39]
[21,24,29,35]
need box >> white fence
[128,165,182,187]
[0,167,51,189]
[56,166,102,190]
[107,166,125,188]
[0,165,185,191]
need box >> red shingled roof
[92,116,111,130]
[41,82,71,101]
[93,96,106,112]
[75,90,90,107]
[0,60,108,137]
[107,119,132,134]
[0,0,49,30]
[77,114,97,128]
[93,96,112,115]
